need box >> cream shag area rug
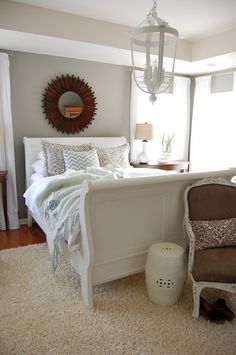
[0,244,235,355]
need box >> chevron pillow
[41,141,91,176]
[63,149,100,171]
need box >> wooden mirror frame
[42,74,97,134]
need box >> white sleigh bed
[23,136,236,309]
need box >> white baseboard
[19,218,27,225]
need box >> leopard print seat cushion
[190,217,236,251]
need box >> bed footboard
[77,168,236,308]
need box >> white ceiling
[9,0,236,41]
[1,0,236,74]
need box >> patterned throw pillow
[190,218,236,251]
[41,141,91,176]
[94,143,130,168]
[63,149,100,171]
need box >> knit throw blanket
[24,167,127,271]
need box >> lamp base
[138,150,149,164]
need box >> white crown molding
[0,0,236,74]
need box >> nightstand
[130,161,189,173]
[0,171,8,228]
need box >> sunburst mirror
[42,74,97,134]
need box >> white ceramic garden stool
[145,242,187,305]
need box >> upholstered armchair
[184,177,236,318]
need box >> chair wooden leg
[192,283,203,319]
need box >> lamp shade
[135,123,154,141]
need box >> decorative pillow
[30,172,44,183]
[94,143,130,168]
[41,141,91,176]
[190,218,236,251]
[63,149,100,171]
[37,151,44,161]
[31,159,44,175]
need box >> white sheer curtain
[0,53,19,229]
[190,72,236,171]
[130,70,191,162]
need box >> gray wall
[8,51,131,219]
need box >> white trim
[19,218,27,225]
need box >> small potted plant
[159,134,175,162]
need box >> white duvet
[24,166,172,271]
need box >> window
[130,71,191,163]
[190,73,236,171]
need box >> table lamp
[135,122,154,164]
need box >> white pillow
[63,149,100,171]
[30,172,44,183]
[31,159,44,175]
[37,151,44,161]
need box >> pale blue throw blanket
[24,167,127,271]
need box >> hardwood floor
[0,224,46,250]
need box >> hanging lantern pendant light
[130,0,178,103]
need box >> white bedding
[30,166,173,183]
[30,172,44,184]
[28,166,173,223]
[25,166,173,270]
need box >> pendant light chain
[153,0,157,11]
[148,0,157,19]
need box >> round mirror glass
[58,91,83,118]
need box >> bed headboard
[23,136,127,190]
